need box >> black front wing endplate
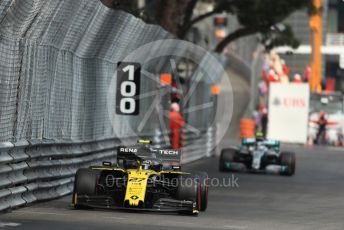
[75,195,196,214]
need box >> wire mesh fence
[0,0,172,142]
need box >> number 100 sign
[116,62,141,115]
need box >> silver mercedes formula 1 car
[220,135,296,176]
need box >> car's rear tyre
[176,174,200,215]
[279,152,296,176]
[219,148,237,172]
[195,171,209,211]
[73,168,97,208]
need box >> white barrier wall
[268,83,310,144]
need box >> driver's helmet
[255,131,265,142]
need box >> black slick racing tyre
[279,152,296,176]
[219,148,237,172]
[195,171,209,211]
[176,174,200,215]
[72,168,97,208]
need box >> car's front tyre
[176,174,200,215]
[72,168,97,208]
[279,152,296,176]
[219,148,237,172]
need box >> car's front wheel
[72,168,97,208]
[176,174,200,215]
[219,148,237,172]
[279,152,296,176]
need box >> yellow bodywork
[123,169,189,207]
[89,166,190,207]
[125,169,151,206]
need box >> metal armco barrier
[181,126,216,163]
[0,138,121,211]
[0,130,216,212]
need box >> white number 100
[119,65,136,114]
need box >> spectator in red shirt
[169,103,185,149]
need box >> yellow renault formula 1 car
[72,140,209,215]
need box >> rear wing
[263,140,280,146]
[117,146,182,169]
[242,138,256,145]
[117,146,151,161]
[263,140,280,151]
[242,138,280,150]
[155,148,181,169]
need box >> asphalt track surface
[1,144,344,230]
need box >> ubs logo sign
[273,97,306,108]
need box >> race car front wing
[222,161,288,174]
[74,195,197,213]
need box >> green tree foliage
[101,0,315,52]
